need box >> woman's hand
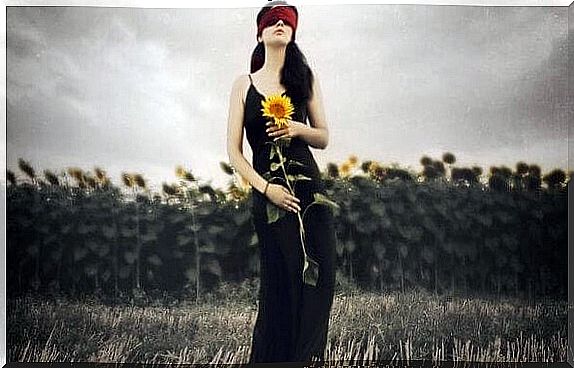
[265,183,301,213]
[266,120,306,141]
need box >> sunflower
[339,162,351,177]
[228,185,245,201]
[175,165,195,182]
[374,166,386,180]
[175,165,186,179]
[261,93,295,129]
[368,161,380,174]
[348,155,359,166]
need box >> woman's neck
[261,44,287,78]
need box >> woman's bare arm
[227,75,269,194]
[298,74,329,149]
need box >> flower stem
[276,143,310,264]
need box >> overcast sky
[5,3,570,193]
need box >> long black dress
[244,74,337,364]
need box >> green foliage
[6,158,568,300]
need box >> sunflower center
[269,102,286,118]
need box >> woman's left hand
[266,120,306,141]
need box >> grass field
[7,278,569,365]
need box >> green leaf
[77,223,96,235]
[124,251,137,264]
[102,224,117,239]
[267,202,279,223]
[177,235,192,246]
[207,225,225,235]
[369,202,386,217]
[249,253,259,273]
[141,231,158,243]
[120,227,137,238]
[270,156,287,172]
[442,241,455,254]
[74,247,89,262]
[233,210,250,226]
[510,258,523,273]
[288,174,312,182]
[97,244,110,258]
[220,161,235,175]
[501,233,518,251]
[61,224,72,235]
[197,205,214,216]
[303,255,319,287]
[84,264,97,277]
[170,214,188,224]
[206,259,222,277]
[273,137,291,149]
[102,269,112,282]
[270,146,276,160]
[381,217,392,229]
[288,159,306,169]
[335,240,344,256]
[477,214,493,227]
[313,193,340,214]
[397,224,423,242]
[86,240,99,252]
[374,242,386,260]
[399,244,408,258]
[199,242,217,254]
[484,237,499,251]
[422,247,434,264]
[266,202,287,224]
[389,201,405,215]
[344,240,356,253]
[495,253,508,267]
[496,211,512,224]
[184,267,197,282]
[119,266,131,279]
[50,249,62,261]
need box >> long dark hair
[250,2,314,104]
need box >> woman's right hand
[265,183,301,213]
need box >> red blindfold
[257,6,298,41]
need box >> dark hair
[250,2,314,104]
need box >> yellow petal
[261,93,295,126]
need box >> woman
[226,1,337,364]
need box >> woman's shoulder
[231,74,252,102]
[232,74,251,89]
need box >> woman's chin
[268,39,290,47]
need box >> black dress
[244,74,337,364]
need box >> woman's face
[258,18,293,46]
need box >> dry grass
[8,280,568,365]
